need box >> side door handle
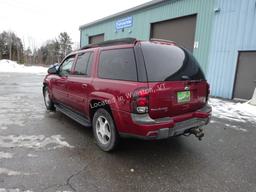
[82,83,88,88]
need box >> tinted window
[59,56,75,76]
[74,52,93,75]
[141,42,205,81]
[99,48,137,81]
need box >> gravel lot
[0,72,255,192]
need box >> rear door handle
[82,83,88,88]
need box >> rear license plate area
[177,91,190,103]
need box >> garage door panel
[233,52,256,100]
[89,34,104,44]
[151,15,197,52]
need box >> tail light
[131,87,149,114]
[206,83,210,102]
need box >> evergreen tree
[0,31,24,63]
[58,32,72,59]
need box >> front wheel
[43,86,55,111]
[92,108,119,152]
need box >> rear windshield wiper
[187,79,204,83]
[181,75,191,80]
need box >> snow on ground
[0,167,31,176]
[0,135,74,150]
[0,152,13,159]
[0,189,33,192]
[0,60,47,74]
[209,98,256,123]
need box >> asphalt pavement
[0,73,255,192]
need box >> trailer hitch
[184,127,205,141]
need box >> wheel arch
[89,99,113,122]
[42,81,54,100]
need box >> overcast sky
[0,0,150,49]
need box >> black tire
[92,108,119,152]
[43,86,55,111]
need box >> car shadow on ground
[42,110,212,192]
[47,110,199,158]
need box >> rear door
[140,42,207,119]
[67,51,94,116]
[52,55,76,105]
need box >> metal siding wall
[207,0,256,99]
[80,0,215,73]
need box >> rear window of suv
[99,48,137,81]
[141,42,205,82]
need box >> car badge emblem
[184,86,190,91]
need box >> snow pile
[0,59,47,74]
[209,98,256,123]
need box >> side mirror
[48,66,58,74]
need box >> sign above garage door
[151,15,197,52]
[116,16,133,30]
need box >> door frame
[52,54,78,105]
[149,13,197,41]
[232,50,256,100]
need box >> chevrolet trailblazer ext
[43,38,211,151]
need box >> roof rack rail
[79,44,95,50]
[80,38,137,50]
[150,38,176,44]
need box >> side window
[73,52,93,76]
[59,56,75,76]
[98,48,137,81]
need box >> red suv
[43,38,211,151]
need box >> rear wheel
[43,86,55,111]
[92,108,118,152]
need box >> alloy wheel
[95,116,111,145]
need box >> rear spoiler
[150,38,176,45]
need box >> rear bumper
[150,117,209,140]
[118,104,211,140]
